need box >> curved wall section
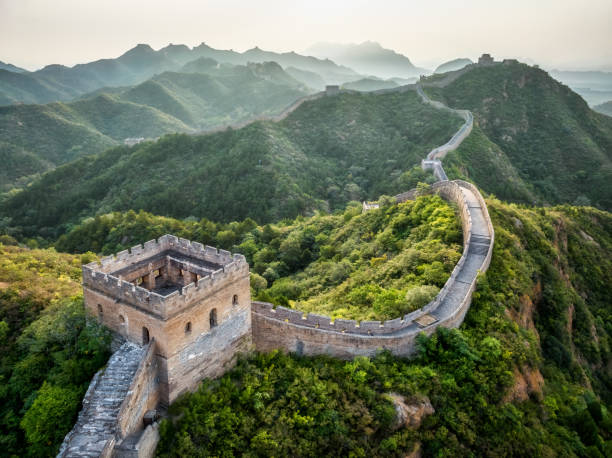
[251,180,494,358]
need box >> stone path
[58,342,145,458]
[431,186,491,321]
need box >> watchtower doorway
[142,327,150,345]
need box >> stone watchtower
[82,235,252,406]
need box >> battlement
[83,235,248,320]
[253,180,488,339]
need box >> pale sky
[1,0,611,72]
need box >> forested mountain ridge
[0,43,358,106]
[424,61,612,210]
[0,90,462,239]
[3,189,610,456]
[0,61,309,191]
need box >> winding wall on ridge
[61,76,494,457]
[252,82,493,358]
[251,180,494,357]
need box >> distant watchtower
[478,53,494,65]
[82,235,252,405]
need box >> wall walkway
[252,81,493,358]
[58,342,147,457]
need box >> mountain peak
[306,41,427,79]
[121,44,155,57]
[161,43,190,52]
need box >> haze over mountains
[306,41,428,79]
[0,43,358,106]
[549,70,612,106]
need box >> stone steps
[58,342,146,458]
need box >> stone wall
[251,180,494,358]
[415,85,473,163]
[159,277,252,404]
[58,342,146,458]
[116,342,160,438]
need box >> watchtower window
[153,269,160,278]
[209,309,218,328]
[136,277,143,286]
[97,304,103,319]
[232,294,239,306]
[119,315,125,325]
[142,327,150,345]
[185,322,192,334]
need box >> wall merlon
[143,240,158,252]
[190,241,205,253]
[358,321,382,331]
[131,244,144,256]
[383,317,404,331]
[274,306,304,322]
[181,282,197,296]
[204,245,218,256]
[116,250,130,262]
[304,313,333,328]
[334,318,358,332]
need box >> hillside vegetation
[0,242,110,457]
[0,61,308,190]
[149,197,611,457]
[1,90,461,239]
[425,62,612,210]
[1,191,611,456]
[55,193,461,322]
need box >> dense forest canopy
[0,242,110,457]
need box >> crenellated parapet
[251,179,494,357]
[83,234,248,320]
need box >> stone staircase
[58,342,145,457]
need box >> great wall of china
[59,70,495,458]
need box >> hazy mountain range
[306,41,428,79]
[3,60,612,238]
[0,43,358,106]
[593,100,612,117]
[0,60,309,190]
[549,69,612,106]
